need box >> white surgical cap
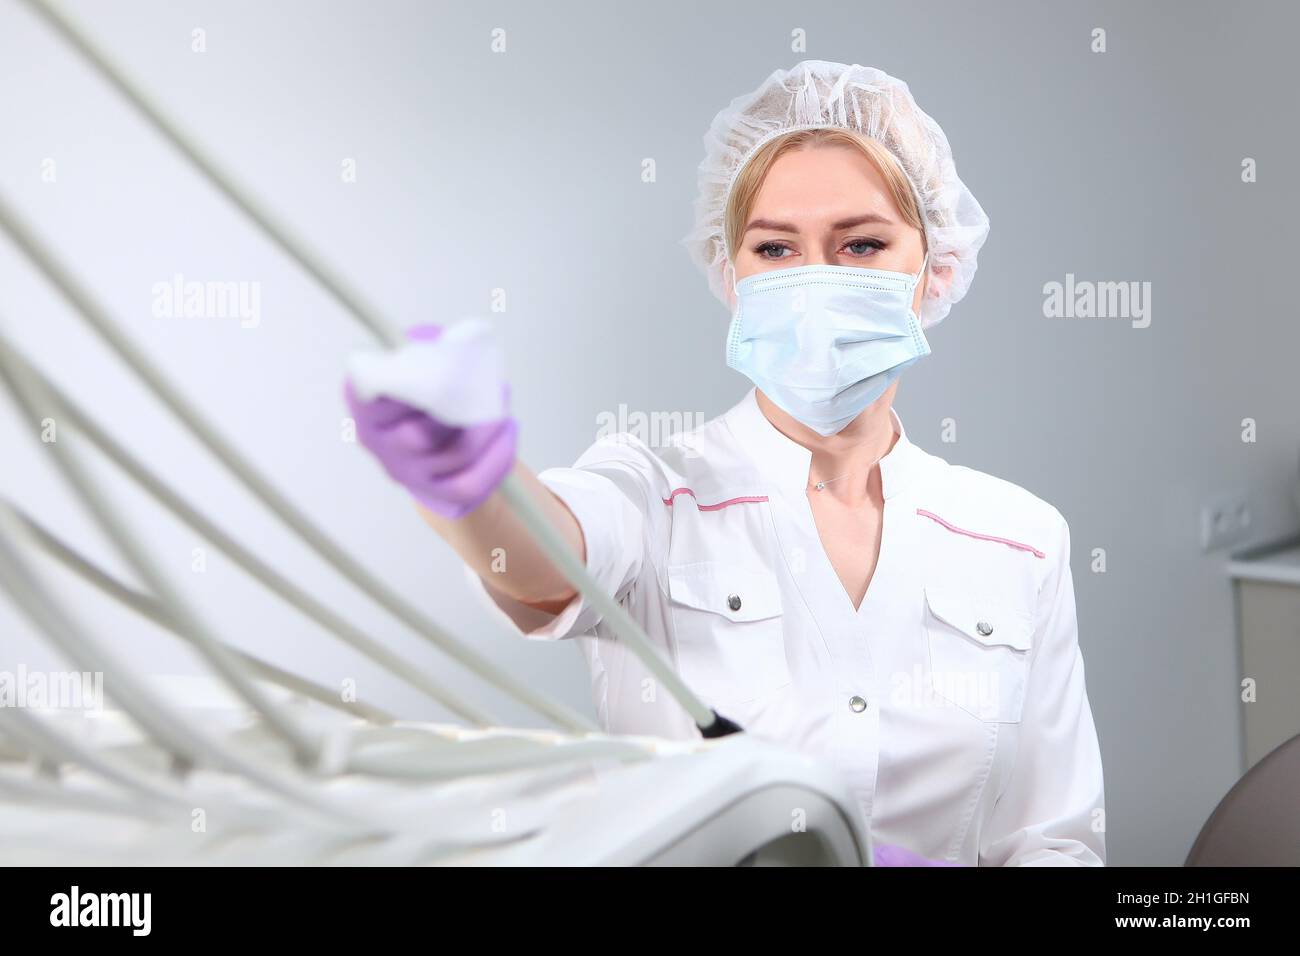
[681,60,990,329]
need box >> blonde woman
[345,61,1105,866]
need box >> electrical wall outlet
[1201,490,1253,552]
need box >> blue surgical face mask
[726,253,930,436]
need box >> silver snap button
[849,695,868,713]
[727,593,742,611]
[976,621,993,636]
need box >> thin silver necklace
[809,450,887,493]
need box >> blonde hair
[724,128,926,263]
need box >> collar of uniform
[722,387,920,500]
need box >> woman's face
[728,144,928,316]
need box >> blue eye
[845,239,884,256]
[755,242,792,259]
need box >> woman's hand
[873,843,964,867]
[344,324,517,520]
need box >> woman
[345,61,1105,866]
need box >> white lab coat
[467,388,1106,865]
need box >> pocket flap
[923,585,1033,651]
[667,562,783,622]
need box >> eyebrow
[744,212,895,234]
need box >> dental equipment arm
[15,0,736,740]
[346,328,738,737]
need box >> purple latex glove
[873,843,964,867]
[344,324,517,519]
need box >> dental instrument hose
[497,476,741,737]
[19,0,739,740]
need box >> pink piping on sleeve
[915,508,1047,559]
[662,487,769,511]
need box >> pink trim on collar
[916,508,1047,559]
[663,487,769,511]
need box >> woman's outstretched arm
[416,459,583,614]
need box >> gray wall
[1,0,1296,865]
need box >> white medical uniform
[468,387,1106,866]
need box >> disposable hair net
[681,60,990,329]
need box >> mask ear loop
[913,250,930,290]
[908,250,931,335]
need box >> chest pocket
[923,585,1034,723]
[666,561,791,706]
